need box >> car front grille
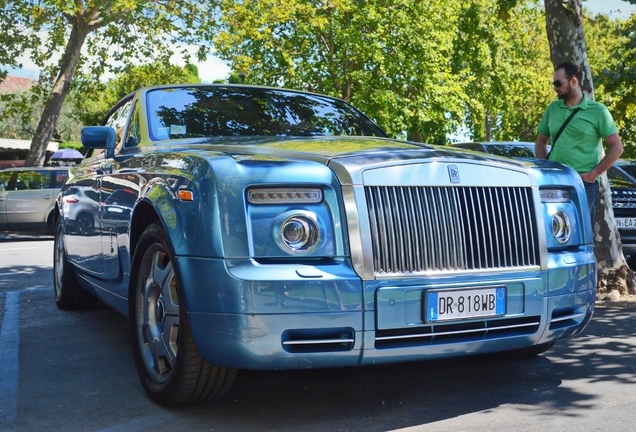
[611,189,636,208]
[365,186,540,275]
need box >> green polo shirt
[537,94,617,175]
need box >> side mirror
[81,126,116,159]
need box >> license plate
[615,217,636,230]
[425,287,506,322]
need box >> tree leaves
[214,0,466,142]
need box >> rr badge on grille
[448,165,460,183]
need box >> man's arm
[535,133,550,159]
[580,133,624,183]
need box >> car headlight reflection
[278,212,320,253]
[552,210,572,244]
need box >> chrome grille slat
[374,316,542,349]
[503,189,517,266]
[365,186,539,275]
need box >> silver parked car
[61,181,102,235]
[0,166,69,232]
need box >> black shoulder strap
[553,108,581,146]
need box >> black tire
[76,212,95,235]
[53,220,98,310]
[129,222,237,406]
[46,210,56,234]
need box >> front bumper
[178,248,596,370]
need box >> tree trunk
[485,111,492,142]
[545,0,636,295]
[24,21,89,167]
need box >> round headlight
[279,213,320,252]
[551,210,572,244]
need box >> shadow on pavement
[0,230,53,242]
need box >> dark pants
[584,181,600,227]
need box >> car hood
[151,135,571,186]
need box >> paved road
[1,234,636,431]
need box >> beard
[557,84,573,100]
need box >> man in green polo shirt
[535,61,623,226]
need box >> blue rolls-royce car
[54,84,596,406]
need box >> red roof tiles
[0,75,38,94]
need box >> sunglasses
[552,79,570,88]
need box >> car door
[0,170,13,225]
[5,169,54,226]
[95,97,137,286]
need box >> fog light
[279,213,320,252]
[552,210,572,244]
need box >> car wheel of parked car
[53,220,98,310]
[129,222,237,406]
[76,212,95,235]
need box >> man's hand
[583,133,624,182]
[580,171,597,183]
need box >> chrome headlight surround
[551,210,572,244]
[273,210,322,254]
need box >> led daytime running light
[540,189,571,203]
[247,188,323,204]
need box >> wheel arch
[130,200,162,258]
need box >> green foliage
[70,62,201,126]
[214,0,467,142]
[0,85,82,141]
[451,1,554,142]
[587,13,636,157]
[0,0,218,165]
[58,141,85,154]
[1,0,633,151]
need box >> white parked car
[0,166,69,232]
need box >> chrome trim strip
[371,265,542,279]
[283,338,355,345]
[551,313,586,323]
[375,322,539,341]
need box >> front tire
[129,222,237,406]
[53,220,98,310]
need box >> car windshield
[146,87,387,140]
[617,164,636,182]
[608,166,636,188]
[486,145,535,158]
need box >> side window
[0,171,12,191]
[14,170,49,190]
[105,99,134,153]
[125,100,141,148]
[53,170,68,187]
